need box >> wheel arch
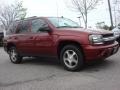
[6,42,16,52]
[57,40,84,59]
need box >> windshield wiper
[56,26,70,28]
[56,26,80,28]
[71,26,80,28]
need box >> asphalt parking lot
[0,47,120,90]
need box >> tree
[66,0,101,28]
[0,1,27,31]
[96,22,110,30]
[96,22,105,29]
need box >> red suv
[3,17,119,71]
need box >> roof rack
[25,16,38,20]
[15,16,38,22]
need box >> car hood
[56,28,113,36]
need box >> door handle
[29,36,34,39]
[14,37,18,39]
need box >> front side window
[31,19,49,33]
[47,17,80,28]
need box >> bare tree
[66,0,101,28]
[113,0,120,26]
[0,1,27,31]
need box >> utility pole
[113,0,118,26]
[108,0,113,28]
[84,0,87,28]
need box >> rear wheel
[9,47,22,64]
[60,45,84,71]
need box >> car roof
[15,16,64,22]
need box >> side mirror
[43,27,51,32]
[38,25,51,33]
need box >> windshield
[47,17,80,28]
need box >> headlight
[89,35,104,45]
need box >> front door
[30,18,54,56]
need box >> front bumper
[82,41,119,61]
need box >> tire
[116,37,120,45]
[8,47,22,64]
[60,45,84,71]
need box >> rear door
[16,20,35,55]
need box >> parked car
[3,17,119,71]
[112,26,120,44]
[0,32,4,46]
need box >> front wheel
[60,45,84,71]
[9,47,22,64]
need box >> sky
[0,0,116,28]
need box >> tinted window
[7,22,19,35]
[31,19,48,33]
[16,20,29,33]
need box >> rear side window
[16,20,30,34]
[7,22,19,35]
[31,19,48,33]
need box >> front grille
[104,40,115,45]
[102,33,115,45]
[102,33,114,37]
